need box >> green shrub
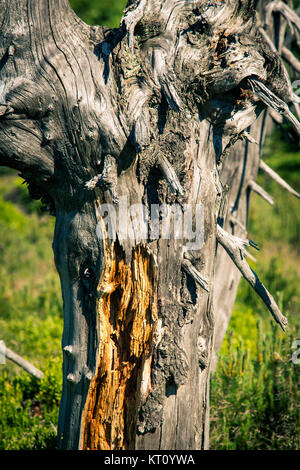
[211,319,300,450]
[0,172,63,449]
[69,0,127,27]
[0,358,61,450]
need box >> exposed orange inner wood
[80,240,157,450]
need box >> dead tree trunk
[212,0,300,365]
[0,0,299,450]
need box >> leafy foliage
[211,322,300,450]
[0,359,61,450]
[69,0,127,27]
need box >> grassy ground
[210,129,300,450]
[0,169,62,449]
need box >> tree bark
[0,0,298,450]
[212,0,299,366]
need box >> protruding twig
[249,180,274,206]
[63,345,74,357]
[121,0,147,52]
[269,108,283,125]
[282,46,300,75]
[152,48,183,112]
[0,104,14,117]
[158,153,184,197]
[182,259,210,293]
[2,344,44,379]
[229,215,247,234]
[243,131,258,145]
[249,239,260,251]
[293,93,300,105]
[265,1,300,34]
[85,154,118,204]
[85,370,93,382]
[246,76,300,138]
[244,250,257,263]
[260,160,300,199]
[216,225,288,331]
[8,45,15,57]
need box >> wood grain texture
[80,241,157,450]
[0,0,297,450]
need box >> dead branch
[249,180,275,205]
[2,344,44,379]
[259,159,300,198]
[246,76,300,138]
[216,225,288,331]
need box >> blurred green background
[0,0,299,450]
[70,0,127,27]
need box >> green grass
[0,170,63,450]
[69,0,127,28]
[210,129,300,450]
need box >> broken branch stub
[3,345,44,380]
[282,46,300,75]
[249,180,275,206]
[246,76,300,138]
[265,0,300,34]
[216,225,288,331]
[260,160,300,199]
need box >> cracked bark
[0,0,298,450]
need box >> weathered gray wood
[212,0,300,367]
[216,225,288,330]
[1,344,44,379]
[0,0,298,451]
[260,160,300,198]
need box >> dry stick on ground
[1,344,44,379]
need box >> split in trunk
[0,0,299,450]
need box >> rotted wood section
[80,241,157,450]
